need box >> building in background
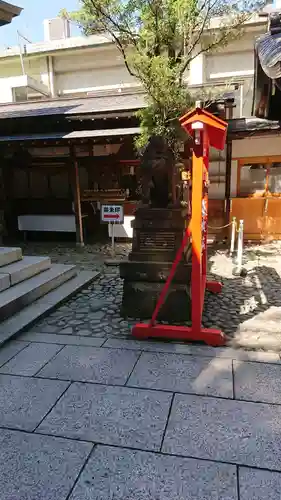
[0,14,266,114]
[0,5,280,241]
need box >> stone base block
[120,281,191,322]
[120,261,192,283]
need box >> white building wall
[0,83,13,102]
[0,56,50,102]
[0,45,138,101]
[0,21,266,106]
[53,47,137,95]
[206,51,254,80]
[189,49,204,85]
[204,28,263,118]
[232,136,281,158]
[56,65,136,95]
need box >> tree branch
[86,0,139,78]
[179,0,221,77]
[88,0,138,43]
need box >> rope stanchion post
[230,217,236,256]
[236,219,244,274]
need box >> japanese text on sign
[101,204,124,224]
[201,198,208,252]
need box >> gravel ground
[22,239,281,351]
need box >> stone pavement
[13,239,281,350]
[0,334,281,498]
[0,240,281,497]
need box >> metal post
[111,222,115,256]
[237,219,244,274]
[73,157,84,247]
[230,217,236,256]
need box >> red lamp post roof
[179,107,228,150]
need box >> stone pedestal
[120,208,192,322]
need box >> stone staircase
[0,247,99,346]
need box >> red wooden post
[191,129,204,332]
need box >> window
[239,159,281,197]
[268,163,281,194]
[239,164,267,196]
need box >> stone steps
[0,263,77,322]
[0,247,99,346]
[0,247,22,267]
[0,270,100,347]
[0,256,51,290]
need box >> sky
[0,0,81,49]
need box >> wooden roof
[0,1,22,26]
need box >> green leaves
[61,0,265,149]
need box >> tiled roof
[228,117,281,134]
[0,93,146,120]
[0,127,141,142]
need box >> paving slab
[128,352,233,398]
[162,393,281,471]
[0,428,92,500]
[69,445,238,500]
[239,467,281,500]
[37,382,172,451]
[0,340,29,367]
[19,332,106,347]
[103,338,197,354]
[38,346,140,385]
[0,374,69,431]
[103,339,281,363]
[0,342,62,376]
[234,360,281,404]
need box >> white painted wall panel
[233,136,281,158]
[206,51,254,80]
[53,46,122,72]
[56,66,136,94]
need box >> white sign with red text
[101,204,124,224]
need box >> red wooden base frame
[133,324,225,346]
[132,280,225,347]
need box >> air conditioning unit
[43,17,70,42]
